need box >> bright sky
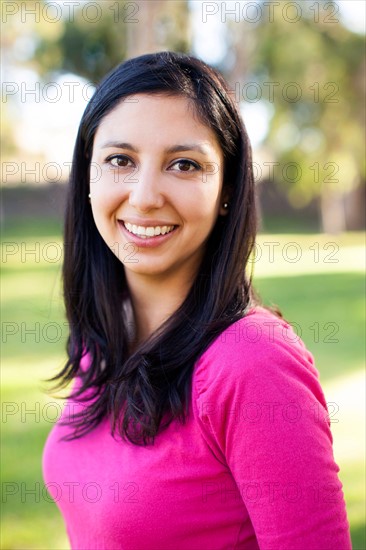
[4,0,364,172]
[5,68,94,166]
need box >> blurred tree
[1,0,191,179]
[32,0,190,83]
[226,0,365,232]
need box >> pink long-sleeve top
[42,307,351,549]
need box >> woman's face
[90,93,227,285]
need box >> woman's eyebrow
[100,141,211,156]
[166,143,210,155]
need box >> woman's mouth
[123,221,177,239]
[117,220,179,248]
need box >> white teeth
[123,222,175,238]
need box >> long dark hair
[51,51,258,445]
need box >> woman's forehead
[96,93,198,128]
[93,94,222,156]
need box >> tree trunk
[320,187,346,234]
[126,1,190,59]
[126,1,163,58]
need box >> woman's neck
[125,271,193,348]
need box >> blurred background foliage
[1,0,365,548]
[247,5,365,232]
[33,0,190,82]
[1,0,365,232]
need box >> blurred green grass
[1,219,365,549]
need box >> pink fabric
[42,307,351,549]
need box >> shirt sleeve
[193,310,352,550]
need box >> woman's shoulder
[193,305,320,402]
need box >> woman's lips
[117,220,179,248]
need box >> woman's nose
[128,165,165,212]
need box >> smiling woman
[42,51,351,549]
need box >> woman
[43,51,351,549]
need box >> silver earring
[223,202,229,209]
[88,193,91,198]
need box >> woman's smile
[123,222,176,237]
[117,219,179,248]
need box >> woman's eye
[172,159,201,172]
[107,155,132,168]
